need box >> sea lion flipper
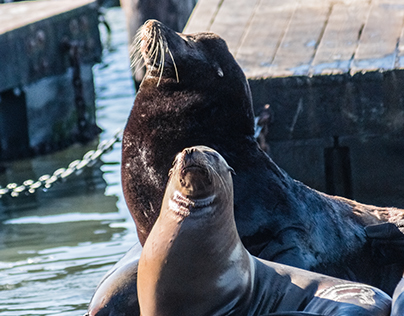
[365,222,404,265]
[304,283,391,316]
[392,277,404,316]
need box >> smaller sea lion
[137,146,392,316]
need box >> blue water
[0,7,139,315]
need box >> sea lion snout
[177,147,214,199]
[179,166,212,198]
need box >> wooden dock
[186,0,404,77]
[0,0,102,161]
[185,0,404,207]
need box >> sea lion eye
[217,67,224,77]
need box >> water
[0,8,139,315]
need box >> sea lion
[85,18,404,316]
[120,19,404,295]
[137,146,392,316]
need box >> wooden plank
[311,3,370,75]
[184,0,222,33]
[396,9,404,68]
[268,4,330,77]
[352,3,404,72]
[390,1,404,68]
[375,0,404,3]
[209,0,259,55]
[0,0,96,35]
[236,0,296,78]
[305,0,369,3]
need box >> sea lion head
[164,145,235,219]
[133,19,242,87]
[130,20,255,133]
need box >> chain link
[0,129,123,199]
[0,113,268,199]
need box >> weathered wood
[0,0,95,34]
[208,0,259,53]
[268,4,330,77]
[184,0,222,33]
[397,18,404,68]
[352,2,404,72]
[185,0,404,77]
[236,0,296,78]
[311,3,370,75]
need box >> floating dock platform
[0,0,102,161]
[186,0,404,207]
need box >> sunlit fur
[130,21,179,86]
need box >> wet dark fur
[120,21,404,295]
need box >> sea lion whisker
[156,44,163,74]
[167,47,179,83]
[157,40,165,86]
[151,37,161,67]
[132,58,146,73]
[130,51,145,70]
[129,30,142,60]
[149,44,159,68]
[131,34,142,53]
[129,47,139,66]
[129,48,142,70]
[141,40,159,77]
[148,33,157,58]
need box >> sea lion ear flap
[229,166,236,175]
[212,62,224,77]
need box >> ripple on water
[0,7,138,316]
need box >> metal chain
[0,109,268,199]
[0,129,123,198]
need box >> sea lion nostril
[184,147,196,157]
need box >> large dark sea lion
[122,20,404,293]
[138,146,391,316]
[86,19,404,316]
